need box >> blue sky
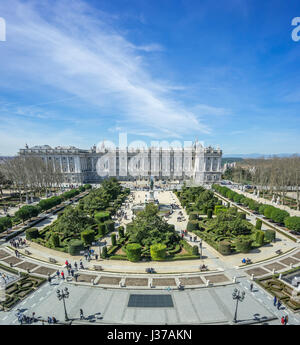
[0,0,300,155]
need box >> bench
[49,257,57,263]
[93,265,103,271]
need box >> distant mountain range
[223,153,300,159]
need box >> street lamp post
[199,240,202,259]
[232,288,245,324]
[57,287,70,321]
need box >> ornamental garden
[175,185,276,255]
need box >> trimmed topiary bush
[192,245,199,255]
[189,212,199,221]
[255,230,265,246]
[284,216,300,232]
[270,208,289,224]
[264,230,276,242]
[187,220,199,232]
[104,220,115,234]
[218,240,232,255]
[111,233,117,246]
[98,223,106,237]
[68,240,84,255]
[255,219,262,230]
[126,243,142,262]
[235,238,252,253]
[101,246,108,258]
[207,209,213,219]
[94,211,110,223]
[118,226,124,238]
[238,212,246,220]
[81,229,95,245]
[51,233,60,247]
[150,243,167,261]
[25,228,39,240]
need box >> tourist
[71,269,74,277]
[74,261,78,270]
[277,300,281,310]
[281,316,285,325]
[47,275,52,285]
[47,316,52,324]
[273,295,277,306]
[56,270,60,279]
[284,315,288,325]
[61,271,65,280]
[80,308,84,320]
[52,316,57,324]
[65,260,69,267]
[250,283,253,291]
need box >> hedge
[284,216,300,232]
[126,243,142,262]
[207,209,213,219]
[118,226,125,238]
[98,223,106,237]
[68,239,84,255]
[101,246,108,258]
[235,238,252,253]
[218,240,232,255]
[0,217,12,233]
[255,231,265,246]
[255,219,262,230]
[104,220,115,233]
[111,233,117,246]
[51,233,60,247]
[81,229,95,245]
[94,211,110,223]
[25,228,39,240]
[187,220,199,232]
[150,243,167,261]
[264,229,276,242]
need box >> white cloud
[0,0,213,155]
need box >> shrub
[255,230,265,245]
[126,243,142,262]
[189,212,198,221]
[218,240,231,255]
[284,216,300,232]
[98,223,106,237]
[264,230,276,242]
[94,211,110,223]
[255,219,262,230]
[101,246,108,259]
[118,226,124,238]
[238,212,246,220]
[187,220,199,232]
[51,233,60,247]
[0,217,12,233]
[81,229,95,245]
[84,184,92,190]
[270,209,289,224]
[104,220,115,233]
[111,233,116,246]
[192,245,199,255]
[25,228,39,240]
[214,205,227,215]
[263,205,276,219]
[207,209,213,219]
[235,238,252,253]
[68,240,84,255]
[150,243,167,260]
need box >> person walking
[61,271,65,280]
[284,315,288,325]
[277,300,281,310]
[281,316,285,325]
[273,296,277,307]
[80,308,84,320]
[74,261,78,270]
[56,270,60,279]
[47,275,52,285]
[250,283,253,292]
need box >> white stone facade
[19,143,222,185]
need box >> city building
[19,141,222,185]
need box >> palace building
[19,141,222,185]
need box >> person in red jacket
[281,316,285,325]
[61,271,65,280]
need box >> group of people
[16,311,36,324]
[241,258,252,264]
[10,237,26,249]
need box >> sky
[0,0,300,156]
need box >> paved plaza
[0,188,300,325]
